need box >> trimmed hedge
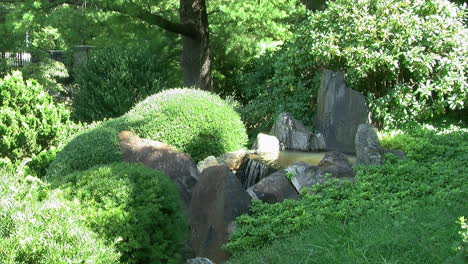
[49,162,186,264]
[47,88,247,178]
[0,166,120,264]
[126,88,248,162]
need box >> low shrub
[226,121,468,261]
[0,166,120,264]
[0,71,72,162]
[47,88,248,178]
[49,162,186,264]
[72,45,182,122]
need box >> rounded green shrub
[72,45,182,122]
[0,71,72,162]
[49,162,186,264]
[47,88,248,178]
[295,0,467,127]
[126,88,248,161]
[0,167,120,264]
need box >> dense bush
[126,88,248,161]
[47,88,248,178]
[0,165,120,263]
[20,58,69,94]
[226,121,467,262]
[72,45,182,122]
[237,45,320,136]
[49,162,186,264]
[295,0,467,127]
[0,71,72,162]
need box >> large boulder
[246,170,299,203]
[286,162,325,193]
[119,131,198,209]
[315,70,369,154]
[355,124,406,166]
[271,112,319,151]
[287,152,354,193]
[355,124,382,165]
[252,133,280,159]
[189,166,251,263]
[318,151,354,178]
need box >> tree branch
[43,0,198,38]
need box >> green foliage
[0,71,72,162]
[0,166,120,264]
[72,45,182,122]
[296,0,468,127]
[126,88,248,162]
[238,44,321,136]
[228,205,465,264]
[47,88,248,178]
[208,0,305,97]
[46,117,126,178]
[226,121,468,261]
[49,162,186,264]
[20,58,69,94]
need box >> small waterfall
[236,157,274,189]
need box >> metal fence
[1,50,67,67]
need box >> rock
[286,153,354,193]
[270,112,315,151]
[235,156,277,189]
[189,166,251,264]
[355,124,383,165]
[310,133,326,151]
[286,162,325,193]
[119,131,198,210]
[381,147,406,160]
[186,257,215,264]
[197,156,220,173]
[247,170,299,203]
[217,150,248,172]
[253,133,280,159]
[315,70,369,154]
[318,151,354,178]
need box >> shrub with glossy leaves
[72,46,182,122]
[47,88,248,178]
[0,166,120,264]
[49,162,186,264]
[296,0,468,127]
[0,71,71,162]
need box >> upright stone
[118,131,198,210]
[189,166,251,263]
[315,70,369,154]
[270,112,313,151]
[355,124,383,165]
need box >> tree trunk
[179,0,212,91]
